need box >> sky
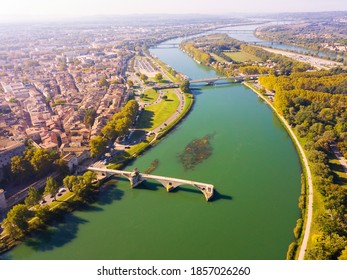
[0,0,346,21]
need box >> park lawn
[329,158,347,189]
[224,51,260,62]
[141,88,159,102]
[211,53,227,63]
[137,89,179,130]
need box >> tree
[140,74,148,82]
[154,73,163,82]
[24,187,41,207]
[44,176,59,199]
[82,171,96,187]
[2,204,31,240]
[84,109,96,128]
[127,80,134,88]
[180,80,190,93]
[101,122,117,140]
[35,205,51,224]
[73,172,96,202]
[30,148,55,177]
[55,158,69,176]
[115,117,131,136]
[90,136,107,158]
[63,175,78,192]
[98,77,109,88]
[307,233,347,260]
[162,95,168,100]
[339,246,347,260]
[11,155,31,181]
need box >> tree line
[90,100,139,157]
[1,171,97,242]
[8,143,66,183]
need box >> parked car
[39,200,46,205]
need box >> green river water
[2,36,301,260]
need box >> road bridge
[152,43,180,49]
[88,167,214,201]
[189,75,261,85]
[218,29,255,33]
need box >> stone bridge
[87,167,214,201]
[189,75,262,85]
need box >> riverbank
[243,82,313,260]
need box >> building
[0,189,6,210]
[0,138,25,168]
[62,153,79,172]
[0,138,25,181]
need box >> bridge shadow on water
[190,83,239,93]
[209,189,233,202]
[135,181,232,202]
[178,187,233,202]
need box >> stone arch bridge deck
[87,167,214,201]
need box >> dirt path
[330,144,347,173]
[244,82,313,260]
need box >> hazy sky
[1,0,346,21]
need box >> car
[57,193,63,197]
[39,200,47,205]
[59,188,66,193]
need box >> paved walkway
[330,144,347,174]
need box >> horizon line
[0,10,346,24]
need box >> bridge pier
[122,168,144,188]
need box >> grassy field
[137,89,179,130]
[140,88,159,102]
[211,53,226,63]
[224,51,260,62]
[329,158,347,188]
[151,57,180,82]
[157,92,193,138]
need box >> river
[215,23,341,59]
[1,28,302,260]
